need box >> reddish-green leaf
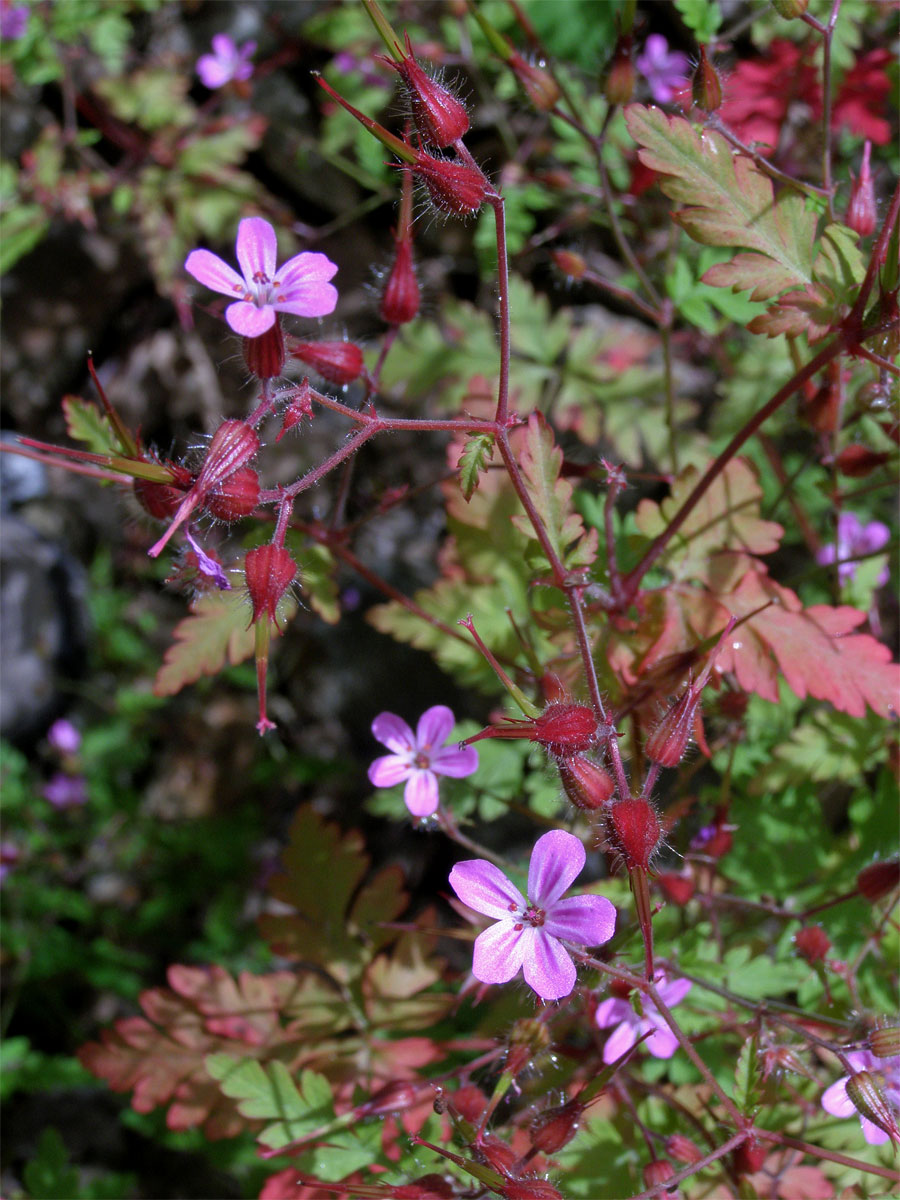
[457,431,496,501]
[62,395,120,457]
[634,457,783,583]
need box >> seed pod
[501,1182,564,1200]
[380,235,420,326]
[557,754,615,809]
[245,544,297,626]
[134,461,194,520]
[204,465,260,521]
[846,141,876,238]
[665,1134,703,1165]
[607,797,661,870]
[793,924,831,964]
[509,51,560,111]
[692,44,722,111]
[846,1071,900,1142]
[290,340,364,385]
[530,1099,584,1154]
[379,33,469,148]
[643,1159,675,1188]
[869,1027,900,1059]
[551,249,587,280]
[605,35,635,105]
[857,859,900,903]
[410,153,488,216]
[243,321,285,379]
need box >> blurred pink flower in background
[196,34,256,89]
[635,34,689,104]
[596,972,692,1062]
[816,511,890,585]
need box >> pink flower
[185,217,338,338]
[821,1049,900,1144]
[185,528,231,590]
[449,830,616,1002]
[196,34,256,90]
[595,971,692,1062]
[635,34,690,104]
[368,706,478,817]
[816,511,890,585]
[43,773,88,810]
[47,718,81,756]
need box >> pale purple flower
[196,34,256,90]
[186,528,231,590]
[595,971,692,1062]
[0,1,29,40]
[43,773,88,810]
[368,705,478,817]
[816,512,890,585]
[449,830,616,1002]
[185,217,338,337]
[636,34,690,104]
[47,718,81,756]
[821,1049,900,1145]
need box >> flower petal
[602,1018,638,1065]
[273,284,339,321]
[522,928,576,1001]
[371,711,415,754]
[861,1117,890,1145]
[528,829,585,907]
[449,859,525,919]
[472,920,525,984]
[225,301,275,337]
[544,894,616,947]
[404,769,439,816]
[657,976,692,1008]
[594,997,632,1030]
[415,705,455,750]
[236,217,277,286]
[368,754,411,788]
[211,33,236,59]
[185,249,246,298]
[644,1022,679,1059]
[278,251,339,289]
[431,743,478,778]
[821,1076,855,1118]
[196,55,231,88]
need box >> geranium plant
[2,1,898,1197]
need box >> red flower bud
[530,1099,584,1153]
[793,924,831,964]
[657,871,695,906]
[869,1026,900,1058]
[665,1134,703,1165]
[857,858,900,903]
[133,461,193,520]
[734,1136,767,1175]
[290,340,364,385]
[354,1080,423,1117]
[642,1159,675,1189]
[605,35,635,105]
[607,798,661,870]
[380,235,420,325]
[509,51,560,111]
[846,1071,900,1143]
[551,249,587,280]
[379,33,469,148]
[474,1134,518,1175]
[846,141,876,238]
[391,1177,455,1200]
[466,703,599,758]
[204,465,260,521]
[245,544,297,626]
[835,443,891,477]
[276,379,316,442]
[645,687,701,768]
[243,321,285,379]
[501,1183,564,1200]
[409,152,488,216]
[557,754,615,810]
[692,45,722,112]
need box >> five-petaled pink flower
[196,34,256,90]
[595,971,692,1061]
[185,217,338,338]
[368,705,478,817]
[821,1049,900,1145]
[449,830,616,1002]
[635,34,689,104]
[816,511,890,585]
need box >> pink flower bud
[204,465,260,521]
[868,1027,900,1058]
[734,1136,767,1175]
[846,1071,900,1143]
[379,33,469,148]
[551,249,587,280]
[557,754,615,810]
[290,339,364,385]
[665,1134,703,1164]
[857,858,900,903]
[245,544,297,625]
[793,924,831,964]
[607,797,661,870]
[409,152,488,216]
[692,44,722,112]
[509,51,560,111]
[242,321,285,379]
[380,235,420,325]
[530,1099,584,1153]
[846,141,876,237]
[643,1159,675,1188]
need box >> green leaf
[458,432,496,501]
[95,67,193,131]
[61,395,120,456]
[153,590,258,697]
[205,1056,334,1150]
[734,1035,762,1119]
[23,1128,80,1200]
[0,202,50,274]
[625,105,817,300]
[673,0,721,40]
[296,543,340,625]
